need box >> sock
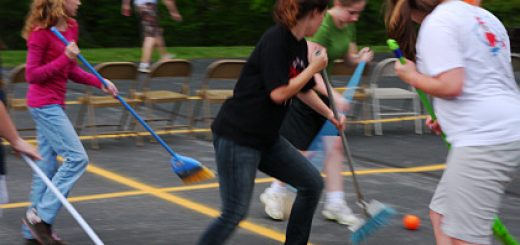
[326,191,345,204]
[269,182,287,193]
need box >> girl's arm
[395,58,464,98]
[163,0,182,21]
[346,43,373,65]
[297,90,345,130]
[68,66,102,89]
[297,89,334,120]
[270,50,328,104]
[307,41,349,112]
[69,68,118,96]
[0,102,41,160]
[121,0,132,16]
[312,73,349,112]
[25,33,73,84]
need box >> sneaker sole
[321,210,359,226]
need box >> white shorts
[429,140,520,244]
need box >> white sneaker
[138,63,150,73]
[260,187,287,220]
[322,201,361,226]
[161,53,176,60]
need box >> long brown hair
[384,0,439,60]
[274,0,329,28]
[22,0,67,39]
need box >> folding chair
[512,53,520,82]
[328,59,372,135]
[6,64,33,132]
[367,58,422,135]
[75,62,142,149]
[191,59,246,133]
[139,59,192,130]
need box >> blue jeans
[198,134,323,245]
[23,105,89,239]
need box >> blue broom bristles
[351,201,396,245]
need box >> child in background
[121,0,183,73]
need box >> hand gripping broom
[387,39,519,245]
[321,68,395,244]
[51,27,214,184]
[306,61,366,169]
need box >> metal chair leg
[87,104,99,150]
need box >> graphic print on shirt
[289,57,305,79]
[473,16,507,55]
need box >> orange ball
[403,214,421,230]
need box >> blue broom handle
[50,27,181,161]
[307,61,366,151]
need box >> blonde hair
[384,0,439,60]
[22,0,67,39]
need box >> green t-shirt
[308,12,357,71]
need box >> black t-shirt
[211,25,316,150]
[279,94,329,150]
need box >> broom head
[350,200,395,245]
[171,155,215,184]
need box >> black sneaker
[22,209,58,245]
[50,231,67,245]
[25,239,40,245]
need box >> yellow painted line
[6,115,432,145]
[2,128,211,145]
[84,163,288,243]
[347,115,428,125]
[64,96,204,106]
[5,115,431,146]
[343,163,446,175]
[2,163,446,209]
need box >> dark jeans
[198,134,323,245]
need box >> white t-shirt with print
[134,0,156,6]
[416,0,520,147]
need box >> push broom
[51,27,214,184]
[22,154,104,245]
[388,39,519,245]
[307,61,367,167]
[321,68,395,244]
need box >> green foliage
[0,0,518,50]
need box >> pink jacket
[25,19,101,108]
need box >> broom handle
[22,155,104,245]
[50,27,181,161]
[321,70,370,217]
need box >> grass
[1,45,388,68]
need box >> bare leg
[140,37,156,64]
[323,136,344,193]
[452,238,479,245]
[155,35,171,58]
[430,209,453,245]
